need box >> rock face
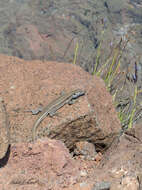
[0,54,120,152]
[99,127,142,190]
[0,131,141,190]
[0,54,141,189]
[0,138,80,190]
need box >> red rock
[0,54,121,150]
[1,54,137,190]
[0,138,80,189]
[74,141,97,160]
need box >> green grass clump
[71,29,138,130]
[92,33,138,130]
[116,86,137,129]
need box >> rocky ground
[0,54,141,189]
[0,0,142,189]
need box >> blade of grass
[104,39,123,85]
[128,85,137,129]
[93,41,101,75]
[108,59,121,90]
[73,41,79,65]
[105,48,120,84]
[96,38,122,77]
[93,30,105,75]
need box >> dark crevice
[0,144,11,168]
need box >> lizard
[32,89,85,142]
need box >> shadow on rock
[0,144,11,168]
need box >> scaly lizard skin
[32,89,85,142]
